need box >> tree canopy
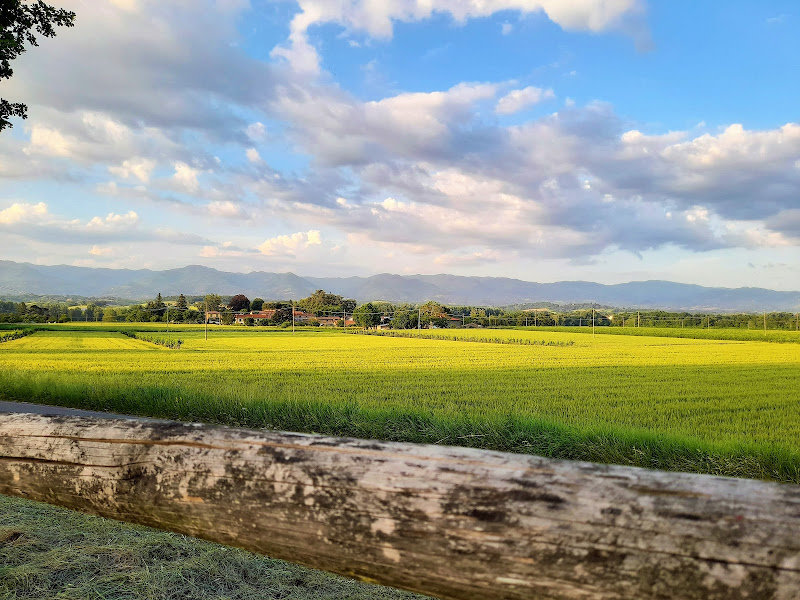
[1,1,76,131]
[353,302,381,329]
[297,289,356,315]
[203,294,222,312]
[229,294,250,312]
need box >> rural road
[0,400,160,421]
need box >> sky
[0,0,799,289]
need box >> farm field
[2,324,800,599]
[1,325,799,482]
[514,325,800,344]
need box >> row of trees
[1,294,797,330]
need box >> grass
[0,495,427,600]
[1,326,799,482]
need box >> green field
[516,325,800,343]
[2,324,800,598]
[1,325,799,482]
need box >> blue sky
[1,0,798,290]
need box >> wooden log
[0,414,799,600]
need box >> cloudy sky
[1,0,799,289]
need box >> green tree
[297,289,356,315]
[175,294,188,311]
[1,1,76,131]
[270,307,293,324]
[203,294,222,312]
[353,303,381,329]
[251,297,264,311]
[145,293,166,320]
[391,309,416,329]
[102,308,115,322]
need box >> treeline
[1,294,797,330]
[610,310,800,330]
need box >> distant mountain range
[1,260,798,312]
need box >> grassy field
[2,324,799,598]
[513,325,800,343]
[1,326,799,482]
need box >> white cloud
[272,0,646,73]
[172,162,201,193]
[109,157,156,183]
[501,22,513,35]
[0,202,49,224]
[23,126,72,157]
[258,230,322,256]
[246,147,262,163]
[496,86,555,114]
[86,211,139,229]
[207,200,245,218]
[89,245,113,256]
[684,206,709,223]
[246,122,266,141]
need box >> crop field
[514,325,800,344]
[2,324,799,598]
[1,325,800,482]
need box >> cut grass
[0,495,428,600]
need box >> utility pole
[592,306,595,339]
[764,311,767,336]
[292,301,295,334]
[637,311,640,328]
[418,308,421,332]
[205,300,208,341]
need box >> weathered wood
[0,414,799,600]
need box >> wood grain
[1,413,799,599]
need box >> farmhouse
[204,310,221,324]
[234,310,276,324]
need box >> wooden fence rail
[1,413,799,599]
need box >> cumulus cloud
[246,148,263,163]
[258,230,323,256]
[86,211,140,230]
[272,0,647,73]
[0,1,796,276]
[207,200,246,218]
[0,202,50,224]
[172,162,201,193]
[496,86,555,114]
[272,81,500,166]
[23,125,72,157]
[109,157,156,183]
